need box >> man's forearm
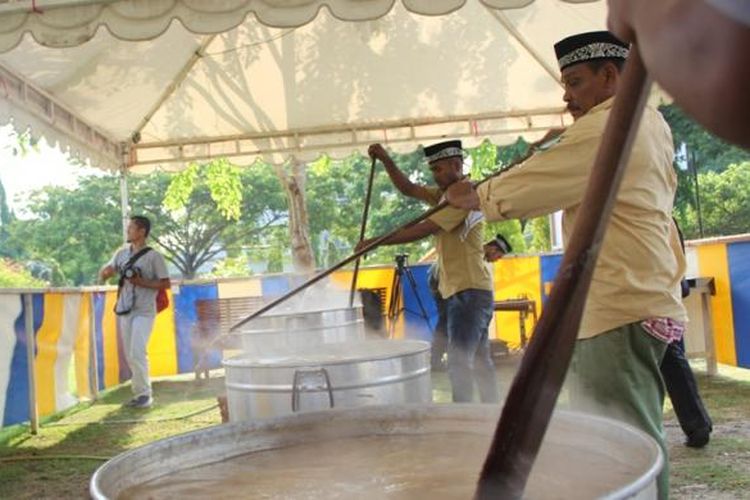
[382,157,418,197]
[98,265,115,282]
[378,221,439,246]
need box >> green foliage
[495,137,531,168]
[142,160,286,279]
[0,258,47,287]
[526,216,551,252]
[4,175,122,286]
[0,177,10,227]
[473,138,549,255]
[243,226,289,274]
[660,103,750,239]
[266,246,284,273]
[0,178,14,259]
[302,150,431,267]
[676,163,750,239]
[12,105,747,288]
[6,158,285,284]
[302,139,550,266]
[2,128,40,158]
[660,104,750,173]
[484,220,525,253]
[207,256,252,278]
[163,164,199,212]
[164,159,244,221]
[468,140,498,179]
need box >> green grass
[666,365,750,498]
[1,361,748,499]
[0,374,224,499]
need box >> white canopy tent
[0,0,610,174]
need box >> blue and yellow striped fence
[2,235,749,429]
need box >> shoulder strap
[124,246,152,268]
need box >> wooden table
[493,298,538,348]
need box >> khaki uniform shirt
[425,187,493,299]
[476,98,687,339]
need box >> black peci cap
[554,31,629,71]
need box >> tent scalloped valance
[0,0,596,53]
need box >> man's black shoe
[685,427,711,448]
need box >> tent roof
[0,0,607,172]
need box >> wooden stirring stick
[348,157,377,308]
[475,45,651,499]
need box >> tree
[300,138,551,270]
[0,259,47,288]
[679,163,750,238]
[0,178,10,228]
[271,159,316,273]
[6,159,287,284]
[4,174,122,285]
[156,159,287,279]
[332,149,437,266]
[661,104,749,173]
[0,178,14,258]
[303,151,430,268]
[2,128,40,158]
[660,103,750,239]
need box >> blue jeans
[445,289,499,403]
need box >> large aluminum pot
[227,306,366,351]
[90,405,662,499]
[223,339,431,421]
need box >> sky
[0,125,104,217]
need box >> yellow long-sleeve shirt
[477,97,687,339]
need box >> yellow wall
[34,293,64,416]
[74,295,92,399]
[102,292,120,388]
[491,256,541,348]
[697,244,737,365]
[148,290,178,377]
[331,268,402,336]
[217,279,262,298]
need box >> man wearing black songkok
[446,31,686,499]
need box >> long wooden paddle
[475,45,651,499]
[348,157,377,308]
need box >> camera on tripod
[387,253,430,336]
[394,253,409,270]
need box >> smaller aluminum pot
[223,339,432,420]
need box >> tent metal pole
[486,10,563,87]
[119,164,130,243]
[133,35,217,137]
[88,292,100,400]
[23,294,39,435]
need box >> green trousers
[569,322,668,499]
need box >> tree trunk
[273,159,315,273]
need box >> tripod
[387,254,432,338]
